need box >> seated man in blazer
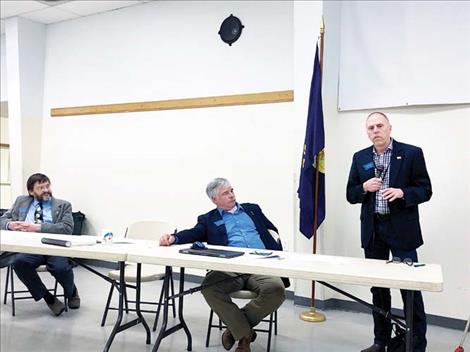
[160,177,287,352]
[0,173,80,316]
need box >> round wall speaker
[218,14,244,46]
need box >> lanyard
[373,156,390,180]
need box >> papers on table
[67,235,99,246]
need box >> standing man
[0,173,80,316]
[160,178,287,352]
[347,112,432,352]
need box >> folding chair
[3,264,66,316]
[100,220,177,331]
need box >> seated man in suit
[0,173,80,316]
[160,177,287,352]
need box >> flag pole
[300,16,326,323]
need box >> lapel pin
[397,156,402,160]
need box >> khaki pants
[201,271,285,340]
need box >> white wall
[0,34,6,102]
[322,1,470,320]
[0,34,9,207]
[40,1,296,280]
[0,116,11,209]
[44,1,292,106]
[4,17,46,196]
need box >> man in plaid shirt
[347,112,432,352]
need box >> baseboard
[294,295,466,330]
[88,262,466,331]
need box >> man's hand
[363,177,382,193]
[382,188,404,202]
[7,221,25,231]
[20,223,41,232]
[8,222,41,232]
[159,234,176,246]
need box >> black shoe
[360,344,386,352]
[68,286,80,309]
[47,297,66,316]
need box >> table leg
[152,266,193,352]
[135,263,151,344]
[178,268,192,351]
[103,261,125,352]
[153,266,171,352]
[74,260,151,351]
[405,290,414,352]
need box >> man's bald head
[366,111,390,124]
[366,112,392,153]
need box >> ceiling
[1,0,152,35]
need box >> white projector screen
[338,1,470,111]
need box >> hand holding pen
[159,229,177,246]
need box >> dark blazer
[175,202,289,287]
[0,195,74,234]
[346,140,432,251]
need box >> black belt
[374,213,391,220]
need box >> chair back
[125,221,176,241]
[268,229,288,251]
[72,211,86,235]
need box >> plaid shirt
[373,139,393,214]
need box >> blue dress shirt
[26,199,53,224]
[218,204,266,249]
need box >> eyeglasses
[386,257,413,266]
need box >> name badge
[362,162,375,171]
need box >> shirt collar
[218,203,243,216]
[32,198,52,207]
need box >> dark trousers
[0,252,16,268]
[13,254,75,301]
[365,216,427,351]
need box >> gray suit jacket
[0,195,74,235]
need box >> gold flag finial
[320,16,325,34]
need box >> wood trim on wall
[51,90,294,117]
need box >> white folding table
[1,231,443,352]
[127,244,443,352]
[0,230,152,352]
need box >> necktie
[34,202,43,224]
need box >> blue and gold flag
[298,44,325,239]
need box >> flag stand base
[299,307,326,322]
